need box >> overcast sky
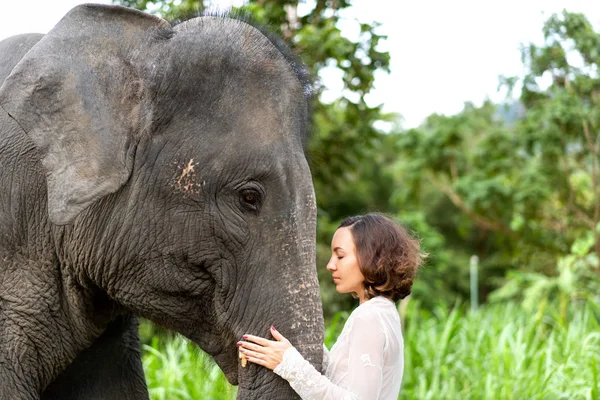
[1,1,599,128]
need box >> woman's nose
[326,260,336,271]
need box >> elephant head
[0,4,323,398]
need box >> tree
[518,10,600,262]
[391,11,600,305]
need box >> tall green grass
[142,336,237,399]
[401,300,600,399]
[141,300,600,399]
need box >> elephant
[0,4,324,400]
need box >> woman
[238,213,425,399]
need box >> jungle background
[116,1,600,398]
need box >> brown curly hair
[338,213,426,302]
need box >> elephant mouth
[184,328,240,385]
[213,346,240,385]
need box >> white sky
[1,0,599,128]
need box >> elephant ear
[0,5,170,225]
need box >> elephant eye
[239,189,262,213]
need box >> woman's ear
[0,5,171,225]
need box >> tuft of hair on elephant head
[0,4,323,400]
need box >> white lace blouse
[274,296,404,400]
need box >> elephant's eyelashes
[239,188,262,213]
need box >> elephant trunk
[235,265,323,399]
[236,193,323,398]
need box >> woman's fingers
[245,355,267,367]
[237,330,293,371]
[238,341,265,353]
[240,348,264,360]
[240,347,279,371]
[242,334,271,346]
[241,327,290,346]
[270,326,289,343]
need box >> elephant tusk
[239,349,247,368]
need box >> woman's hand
[238,326,293,370]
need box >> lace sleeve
[274,347,359,400]
[273,315,386,400]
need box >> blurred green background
[118,1,600,398]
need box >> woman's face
[327,227,366,300]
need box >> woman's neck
[359,291,369,304]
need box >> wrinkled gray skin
[0,4,323,400]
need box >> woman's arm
[240,317,386,400]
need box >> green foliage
[118,0,205,19]
[392,102,526,301]
[490,226,600,322]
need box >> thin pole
[470,255,479,312]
